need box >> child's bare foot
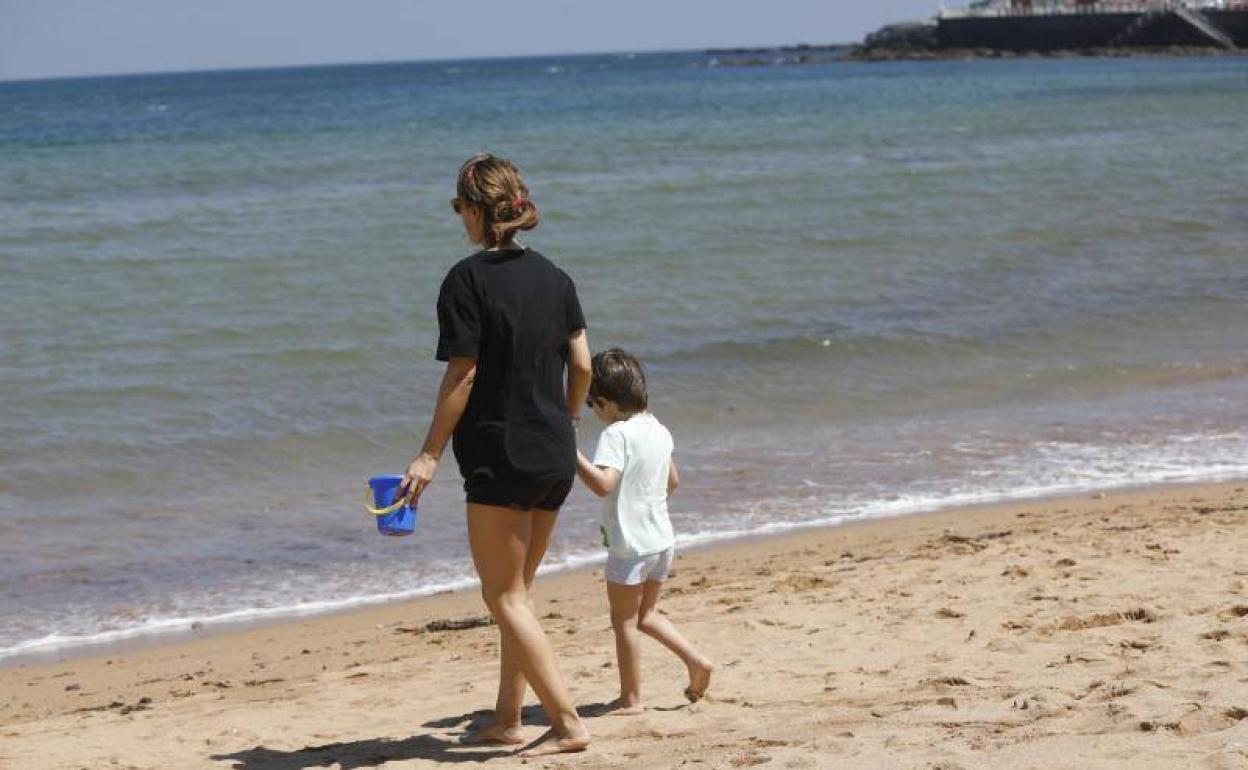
[459,722,525,746]
[600,697,645,716]
[517,726,591,758]
[684,659,713,703]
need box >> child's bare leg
[638,580,714,702]
[462,507,559,745]
[606,580,647,714]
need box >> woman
[398,153,592,757]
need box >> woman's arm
[399,356,476,505]
[667,456,680,496]
[567,329,591,425]
[576,450,621,498]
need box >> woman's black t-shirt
[436,247,586,482]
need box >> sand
[2,481,1247,769]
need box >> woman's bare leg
[605,581,647,714]
[465,507,559,744]
[466,504,588,757]
[637,580,714,702]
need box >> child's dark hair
[589,349,648,413]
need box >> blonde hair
[456,153,540,247]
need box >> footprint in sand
[728,750,770,768]
[1203,751,1248,770]
[986,637,1025,654]
[1178,707,1246,737]
[922,676,971,688]
[1051,607,1158,632]
[1218,606,1248,621]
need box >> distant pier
[936,2,1246,51]
[849,1,1248,59]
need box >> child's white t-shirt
[592,412,675,558]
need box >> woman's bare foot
[684,660,714,703]
[517,726,591,758]
[600,697,645,716]
[459,722,525,746]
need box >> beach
[3,479,1246,769]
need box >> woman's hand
[398,451,439,507]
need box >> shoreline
[6,475,1244,671]
[4,478,1247,768]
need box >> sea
[2,51,1247,664]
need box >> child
[576,349,713,714]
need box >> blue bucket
[366,475,417,536]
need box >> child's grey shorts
[605,546,675,586]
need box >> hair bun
[456,153,540,245]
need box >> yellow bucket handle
[366,487,408,517]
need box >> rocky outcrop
[859,22,940,54]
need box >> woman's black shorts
[463,469,574,512]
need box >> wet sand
[2,481,1247,769]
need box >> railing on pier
[1171,4,1237,47]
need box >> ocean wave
[0,550,605,664]
[6,430,1247,665]
[650,328,1248,396]
[0,574,481,663]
